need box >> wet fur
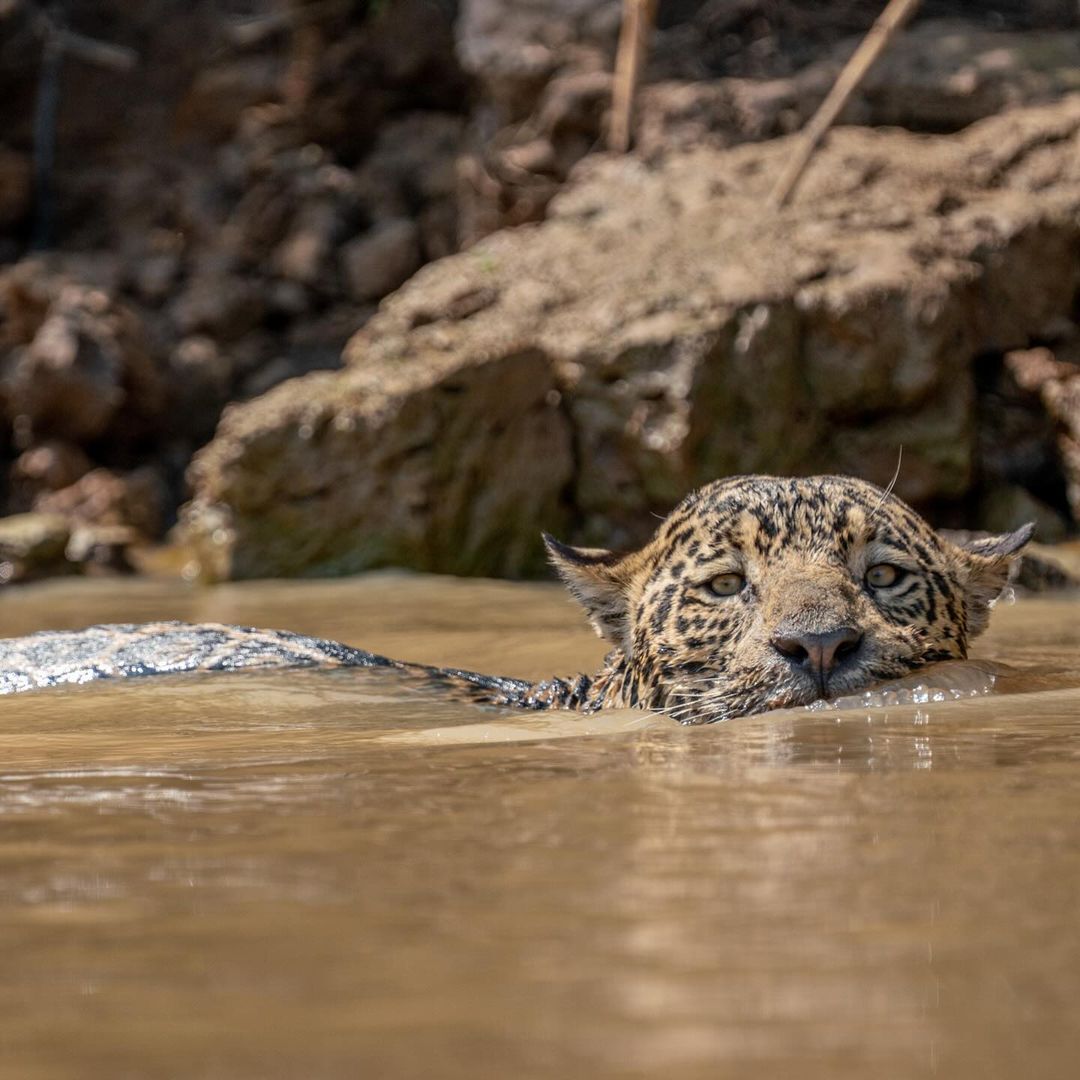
[542,475,1030,724]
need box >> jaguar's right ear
[951,522,1034,637]
[543,534,635,649]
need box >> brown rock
[169,271,266,341]
[170,335,232,398]
[165,335,235,443]
[179,99,1080,576]
[0,268,163,445]
[1004,346,1079,393]
[8,440,93,511]
[638,22,1080,158]
[853,22,1080,131]
[179,345,574,580]
[230,158,361,291]
[456,0,619,119]
[353,112,466,259]
[0,512,72,584]
[65,524,139,575]
[460,14,1080,241]
[174,56,282,143]
[273,200,342,286]
[17,302,123,440]
[634,83,745,161]
[1003,347,1080,523]
[340,219,422,303]
[35,466,167,539]
[362,98,1080,538]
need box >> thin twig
[769,0,922,207]
[28,6,137,69]
[52,26,136,70]
[225,0,351,48]
[608,0,657,153]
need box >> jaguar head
[546,475,1031,723]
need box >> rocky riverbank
[179,96,1080,579]
[2,1,1080,582]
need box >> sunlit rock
[181,97,1080,576]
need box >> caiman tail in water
[0,621,596,709]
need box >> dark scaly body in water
[0,620,552,705]
[0,476,1045,722]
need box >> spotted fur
[538,474,1031,723]
[0,476,1031,722]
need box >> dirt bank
[180,97,1080,578]
[2,2,1080,580]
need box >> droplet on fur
[989,586,1016,609]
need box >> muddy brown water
[2,574,1080,1079]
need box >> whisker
[868,445,903,523]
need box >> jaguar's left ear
[953,522,1034,636]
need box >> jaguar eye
[865,563,902,589]
[707,572,744,597]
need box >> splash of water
[806,662,997,713]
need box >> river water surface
[2,574,1080,1078]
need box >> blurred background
[2,0,1080,586]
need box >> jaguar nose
[770,626,863,675]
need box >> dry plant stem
[769,0,922,207]
[29,5,138,249]
[608,0,657,153]
[226,0,351,47]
